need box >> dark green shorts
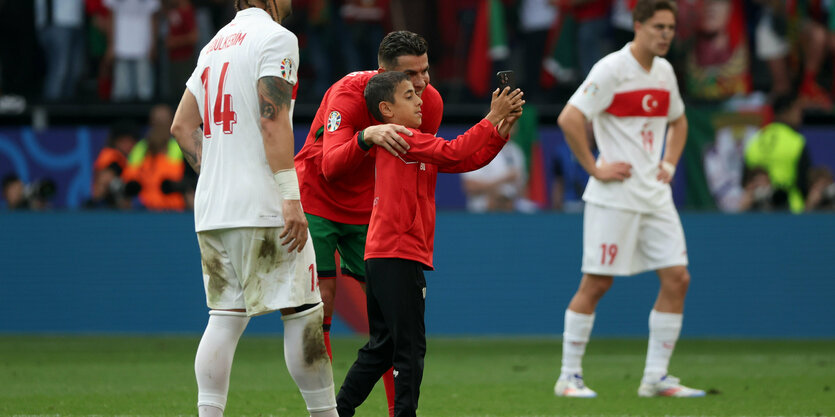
[306,213,368,282]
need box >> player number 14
[200,61,238,137]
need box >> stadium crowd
[1,0,835,213]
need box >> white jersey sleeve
[257,31,299,85]
[567,60,617,120]
[665,62,685,121]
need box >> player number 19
[600,243,618,265]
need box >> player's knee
[662,267,690,294]
[580,275,613,299]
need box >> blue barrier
[1,212,832,337]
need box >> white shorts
[196,227,321,316]
[581,202,688,276]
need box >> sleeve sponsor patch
[327,111,342,132]
[280,58,294,80]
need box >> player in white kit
[553,0,705,398]
[170,1,337,416]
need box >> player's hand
[486,87,525,126]
[280,199,308,253]
[363,124,412,156]
[656,160,676,184]
[592,159,632,182]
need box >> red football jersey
[365,119,508,269]
[295,70,444,224]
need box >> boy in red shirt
[335,71,523,417]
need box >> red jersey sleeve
[439,123,509,174]
[320,74,376,181]
[402,119,506,169]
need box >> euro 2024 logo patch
[280,58,294,79]
[327,111,342,132]
[582,82,599,96]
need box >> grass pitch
[0,336,832,417]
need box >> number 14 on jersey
[201,62,237,137]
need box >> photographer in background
[121,103,189,211]
[85,120,140,209]
[2,174,57,210]
[806,166,835,211]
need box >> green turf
[0,335,832,416]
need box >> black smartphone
[496,70,516,91]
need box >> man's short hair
[364,72,410,122]
[633,0,678,23]
[378,31,428,69]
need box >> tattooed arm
[257,75,308,252]
[257,75,295,173]
[171,89,204,174]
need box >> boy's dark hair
[365,71,410,123]
[378,31,428,69]
[633,0,677,23]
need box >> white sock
[643,309,683,383]
[560,309,595,377]
[282,303,337,415]
[195,311,249,414]
[198,405,223,417]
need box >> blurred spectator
[0,1,41,99]
[564,0,612,78]
[795,1,835,109]
[86,0,114,101]
[341,0,389,72]
[1,174,26,210]
[610,0,636,48]
[122,104,187,210]
[739,166,775,211]
[297,0,348,99]
[703,115,760,212]
[753,0,791,97]
[518,0,558,102]
[35,0,85,101]
[743,93,812,213]
[551,134,593,212]
[461,140,536,213]
[680,0,751,100]
[1,174,57,210]
[105,0,161,102]
[164,0,198,100]
[85,120,140,209]
[805,166,835,211]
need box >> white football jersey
[186,8,299,231]
[568,43,685,213]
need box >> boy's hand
[497,108,523,137]
[486,87,525,126]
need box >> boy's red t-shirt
[365,119,508,269]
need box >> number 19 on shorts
[601,243,618,265]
